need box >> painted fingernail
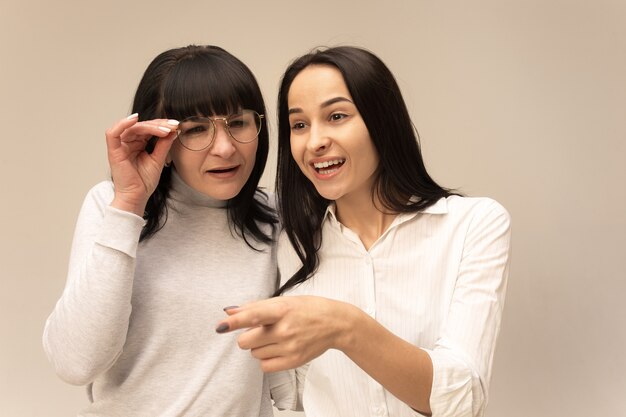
[158,126,172,133]
[215,323,230,333]
[127,113,139,120]
[167,119,180,126]
[223,305,239,311]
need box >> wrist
[332,301,368,354]
[111,195,147,217]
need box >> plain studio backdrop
[1,1,624,416]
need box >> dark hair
[132,45,277,247]
[275,46,455,295]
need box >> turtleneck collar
[168,168,228,209]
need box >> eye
[228,116,246,129]
[291,121,307,131]
[330,113,348,122]
[181,125,209,136]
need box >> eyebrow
[288,96,354,115]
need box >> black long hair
[275,46,454,295]
[132,45,277,247]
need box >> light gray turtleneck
[43,171,278,417]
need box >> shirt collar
[323,196,448,225]
[419,196,449,214]
[324,203,339,225]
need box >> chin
[213,189,242,200]
[316,187,346,201]
[201,184,243,200]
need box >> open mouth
[313,159,345,175]
[207,166,238,174]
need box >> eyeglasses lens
[177,110,261,151]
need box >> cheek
[358,136,380,174]
[170,145,201,170]
[290,140,307,170]
[240,142,259,171]
[290,136,306,161]
[169,143,185,167]
[367,143,380,165]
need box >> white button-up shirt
[271,196,511,417]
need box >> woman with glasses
[43,45,278,416]
[219,46,512,417]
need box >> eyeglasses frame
[175,110,265,151]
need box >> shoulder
[420,195,511,238]
[444,195,512,243]
[445,195,510,219]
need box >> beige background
[1,0,625,416]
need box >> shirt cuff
[268,370,298,411]
[96,206,146,258]
[424,348,477,417]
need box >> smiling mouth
[313,159,345,175]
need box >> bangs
[161,53,261,119]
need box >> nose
[306,124,331,154]
[209,121,236,158]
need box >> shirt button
[365,307,375,317]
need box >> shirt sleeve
[424,199,512,417]
[268,364,309,411]
[42,182,146,386]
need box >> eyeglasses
[176,110,264,151]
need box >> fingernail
[216,323,230,333]
[167,119,180,126]
[223,305,239,311]
[127,113,139,120]
[158,126,172,133]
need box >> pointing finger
[215,298,287,333]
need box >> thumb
[151,132,177,166]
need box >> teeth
[314,159,344,169]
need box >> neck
[169,169,228,208]
[335,191,397,251]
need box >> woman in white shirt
[43,45,279,416]
[218,46,511,417]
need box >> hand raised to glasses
[216,296,360,372]
[106,114,179,216]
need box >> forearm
[44,250,135,384]
[43,204,142,385]
[337,302,433,415]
